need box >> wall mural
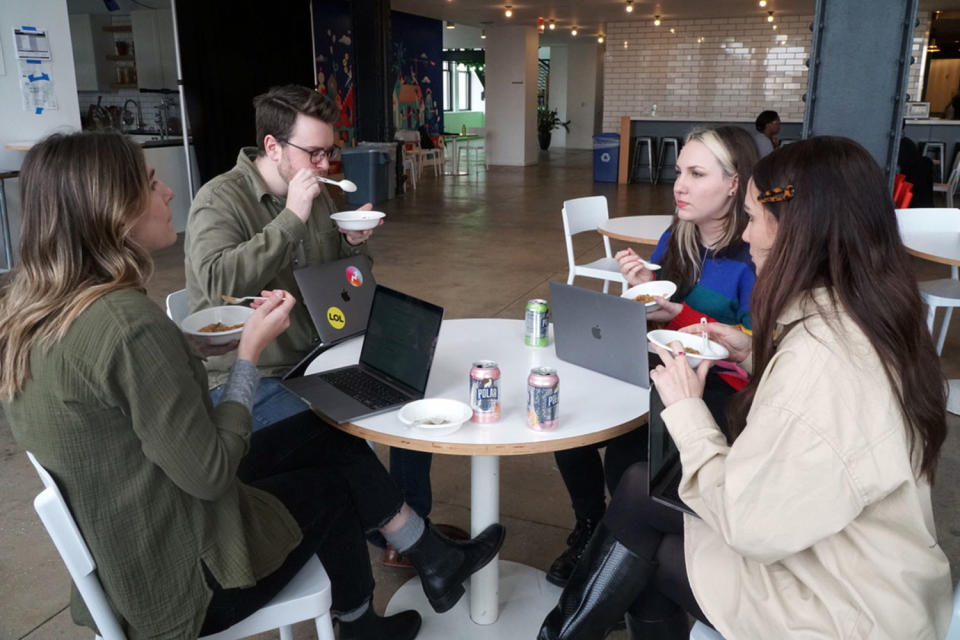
[391,11,443,136]
[311,0,356,147]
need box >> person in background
[752,109,781,156]
[537,136,952,640]
[184,85,463,567]
[544,127,759,591]
[1,131,506,640]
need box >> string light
[653,15,661,26]
[625,0,634,13]
[597,34,605,43]
[670,27,676,34]
[549,19,556,30]
[504,5,512,18]
[767,11,774,22]
[759,0,767,6]
[571,26,578,36]
[446,21,455,29]
[481,29,487,39]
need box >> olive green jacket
[184,148,367,386]
[5,289,301,639]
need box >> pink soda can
[527,366,559,431]
[470,361,502,423]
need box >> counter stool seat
[922,141,946,183]
[656,137,680,184]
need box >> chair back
[26,452,127,640]
[896,208,960,234]
[165,289,189,325]
[562,196,614,269]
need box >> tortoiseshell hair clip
[757,184,795,203]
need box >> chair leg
[937,307,953,356]
[568,272,575,285]
[603,279,610,294]
[927,304,937,335]
[279,625,293,640]
[315,613,336,640]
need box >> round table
[442,134,482,176]
[305,318,649,638]
[597,214,673,245]
[900,227,960,415]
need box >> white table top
[305,318,649,455]
[900,231,960,266]
[597,214,673,246]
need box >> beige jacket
[662,288,952,639]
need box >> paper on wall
[19,60,58,114]
[13,26,51,60]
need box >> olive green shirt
[184,148,367,386]
[5,289,301,639]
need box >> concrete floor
[1,148,958,639]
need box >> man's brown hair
[252,85,339,155]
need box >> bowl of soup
[180,306,253,346]
[621,281,678,308]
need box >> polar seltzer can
[524,299,549,347]
[527,366,559,431]
[470,361,502,423]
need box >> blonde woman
[0,132,503,640]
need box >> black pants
[199,411,405,634]
[554,369,735,522]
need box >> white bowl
[398,399,473,437]
[647,329,729,368]
[621,280,678,308]
[180,306,253,346]
[330,210,386,231]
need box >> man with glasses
[184,84,375,423]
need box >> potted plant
[537,106,571,150]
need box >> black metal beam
[352,0,392,142]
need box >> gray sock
[382,512,426,553]
[338,598,370,623]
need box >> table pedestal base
[384,561,562,638]
[948,380,960,415]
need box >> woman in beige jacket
[538,136,953,640]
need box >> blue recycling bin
[593,133,620,183]
[341,148,390,206]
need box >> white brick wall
[602,13,931,132]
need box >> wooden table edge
[597,227,661,245]
[325,414,649,456]
[905,247,960,267]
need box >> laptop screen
[359,286,444,394]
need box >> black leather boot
[403,520,506,614]
[625,609,690,640]
[339,607,422,640]
[538,523,656,640]
[546,515,602,587]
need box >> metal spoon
[316,175,358,192]
[221,295,267,304]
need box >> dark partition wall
[175,0,314,184]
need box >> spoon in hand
[625,248,661,271]
[221,295,267,304]
[316,175,358,192]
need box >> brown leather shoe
[382,545,415,569]
[432,523,470,541]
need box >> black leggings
[199,411,405,634]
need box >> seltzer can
[524,299,549,347]
[470,361,502,423]
[527,366,559,431]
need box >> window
[442,61,452,111]
[456,63,471,111]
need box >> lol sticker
[326,306,346,329]
[345,265,364,287]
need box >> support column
[803,0,919,186]
[352,0,392,142]
[485,25,540,166]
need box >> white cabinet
[143,143,198,232]
[132,9,177,90]
[68,13,114,91]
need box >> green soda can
[524,299,549,347]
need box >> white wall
[0,0,82,262]
[547,45,568,148]
[442,23,483,50]
[563,42,600,149]
[486,24,538,166]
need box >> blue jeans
[209,377,308,431]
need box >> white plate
[180,306,253,346]
[647,329,729,368]
[330,210,386,231]
[398,399,473,437]
[621,281,678,308]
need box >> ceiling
[393,0,960,44]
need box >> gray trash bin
[357,141,400,199]
[341,148,390,206]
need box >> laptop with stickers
[294,255,376,345]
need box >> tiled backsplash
[602,13,930,131]
[78,90,178,132]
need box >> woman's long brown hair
[661,126,760,299]
[0,132,152,400]
[728,136,947,482]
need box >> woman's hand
[678,322,752,364]
[649,341,710,407]
[615,247,656,286]
[646,297,682,323]
[237,290,296,364]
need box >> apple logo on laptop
[340,289,351,303]
[591,324,602,339]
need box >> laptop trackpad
[282,373,371,423]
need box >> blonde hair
[670,126,759,284]
[0,132,152,400]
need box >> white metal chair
[896,208,960,354]
[946,581,960,640]
[690,621,725,639]
[562,195,627,294]
[165,288,190,324]
[934,151,960,208]
[25,451,336,640]
[458,127,486,174]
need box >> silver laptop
[549,282,649,388]
[281,285,444,424]
[294,255,376,346]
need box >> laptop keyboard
[319,368,408,410]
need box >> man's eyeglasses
[278,138,340,163]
